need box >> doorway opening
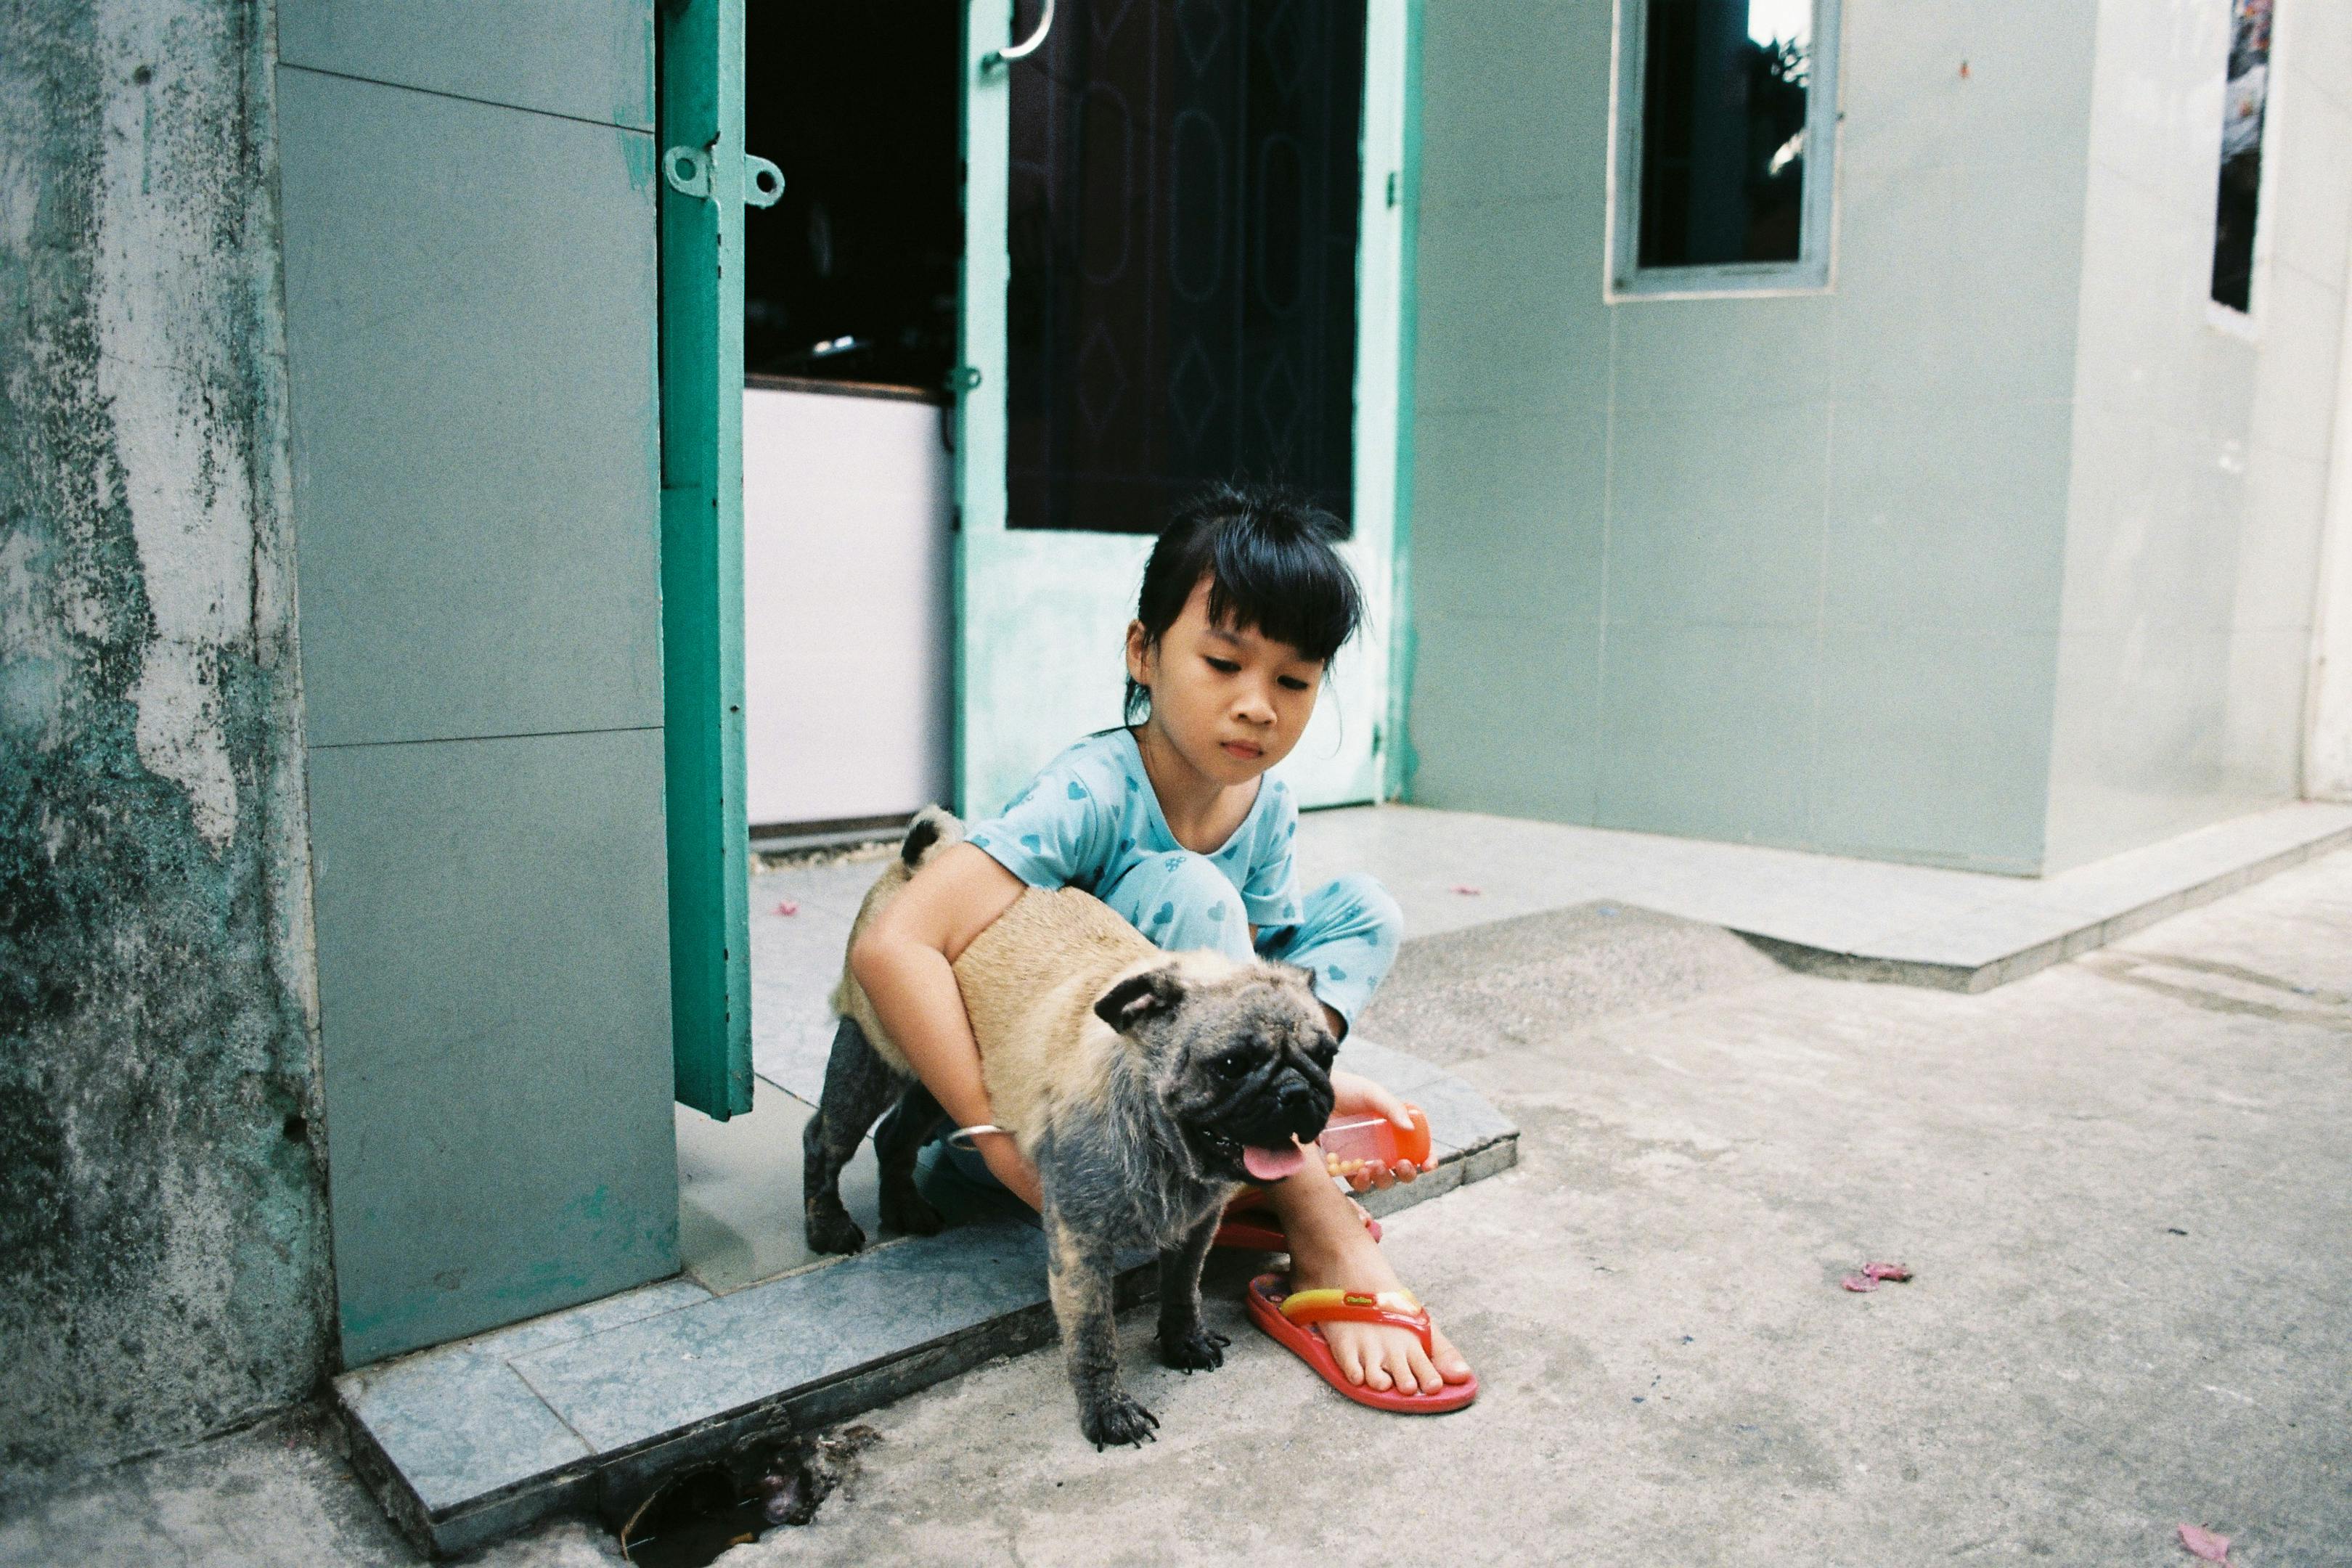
[680,1,966,1286]
[739,1,963,849]
[682,0,1406,1294]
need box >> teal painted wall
[1407,0,2099,873]
[0,0,332,1477]
[277,1,682,1365]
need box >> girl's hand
[1326,1068,1426,1192]
[976,1132,1045,1212]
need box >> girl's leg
[1262,875,1471,1392]
[1096,851,1255,962]
[1266,1167,1472,1393]
[1254,873,1402,1038]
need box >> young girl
[851,484,1474,1408]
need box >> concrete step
[334,1039,1515,1559]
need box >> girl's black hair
[1124,482,1363,722]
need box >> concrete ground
[7,850,2349,1567]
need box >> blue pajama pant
[1096,852,1402,1034]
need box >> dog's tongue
[1242,1142,1308,1181]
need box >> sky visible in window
[1746,0,1810,49]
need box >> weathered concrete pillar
[0,0,332,1479]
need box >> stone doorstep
[1735,809,2352,993]
[334,1043,1516,1560]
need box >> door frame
[951,0,1424,819]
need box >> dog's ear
[1093,965,1185,1032]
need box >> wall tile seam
[2067,399,2282,442]
[2268,253,2352,295]
[2081,155,2231,211]
[1415,190,1595,216]
[2277,62,2352,120]
[1416,191,1601,216]
[1801,334,1840,846]
[1592,294,1617,826]
[306,722,667,754]
[1413,392,1613,412]
[271,60,656,136]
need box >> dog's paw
[879,1184,943,1238]
[1078,1389,1160,1450]
[804,1201,867,1256]
[1156,1326,1230,1373]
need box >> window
[1612,0,1841,295]
[2209,0,2270,314]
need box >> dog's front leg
[1044,1205,1156,1450]
[1154,1212,1228,1373]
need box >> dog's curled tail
[900,804,964,869]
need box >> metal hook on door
[744,155,785,208]
[662,144,711,200]
[982,0,1054,70]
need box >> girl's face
[1127,575,1326,787]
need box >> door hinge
[663,144,785,208]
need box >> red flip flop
[1212,1187,1381,1251]
[1245,1273,1478,1414]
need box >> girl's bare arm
[847,843,1042,1209]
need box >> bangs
[1151,484,1363,664]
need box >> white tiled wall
[2043,0,2352,869]
[741,387,953,828]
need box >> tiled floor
[674,1078,878,1294]
[702,798,2352,1294]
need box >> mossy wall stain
[1,0,332,1479]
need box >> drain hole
[618,1467,763,1567]
[616,1425,881,1566]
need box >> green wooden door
[953,0,1413,819]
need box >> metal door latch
[662,145,785,209]
[982,0,1055,70]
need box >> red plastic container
[1314,1104,1432,1177]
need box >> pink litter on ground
[1450,884,1483,896]
[1862,1262,1912,1282]
[1840,1274,1879,1293]
[2177,1523,2231,1562]
[775,900,799,917]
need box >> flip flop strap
[1277,1289,1434,1355]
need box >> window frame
[1607,0,1844,299]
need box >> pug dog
[803,807,1339,1448]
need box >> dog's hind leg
[870,1079,945,1237]
[802,1017,903,1254]
[1154,1213,1229,1373]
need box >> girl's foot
[1268,1167,1474,1395]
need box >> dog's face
[1092,958,1337,1184]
